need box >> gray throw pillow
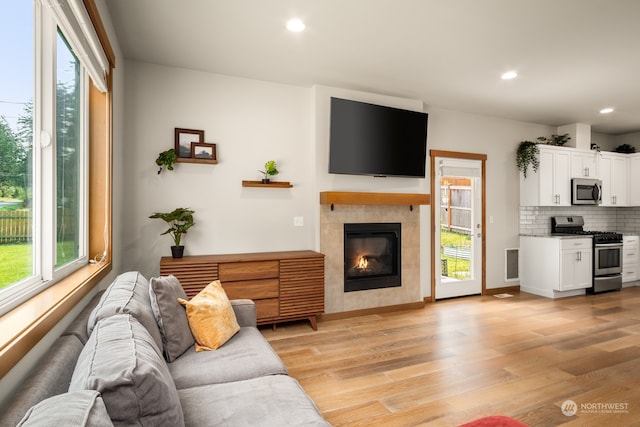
[17,390,113,427]
[70,314,185,427]
[149,275,195,362]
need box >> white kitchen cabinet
[520,236,592,298]
[570,150,598,178]
[627,154,640,206]
[622,235,639,283]
[560,239,593,290]
[598,152,628,206]
[520,146,571,206]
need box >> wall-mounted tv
[329,97,428,178]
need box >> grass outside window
[440,230,471,279]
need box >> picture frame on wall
[191,143,217,161]
[175,128,204,158]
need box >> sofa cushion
[149,275,194,362]
[178,280,240,351]
[87,271,163,352]
[17,390,113,427]
[230,299,257,328]
[178,375,330,426]
[63,291,104,344]
[168,327,287,389]
[0,335,85,427]
[70,314,184,427]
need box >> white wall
[426,108,553,290]
[121,64,558,293]
[614,131,640,149]
[121,62,316,277]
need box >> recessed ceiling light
[501,71,518,80]
[600,107,614,114]
[286,18,305,32]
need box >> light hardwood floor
[262,287,640,426]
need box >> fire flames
[356,256,369,271]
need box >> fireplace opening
[344,223,401,292]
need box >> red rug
[459,415,528,426]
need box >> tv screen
[329,97,428,178]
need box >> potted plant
[516,140,540,178]
[156,148,177,174]
[149,207,195,258]
[536,133,571,146]
[614,144,636,154]
[259,160,279,183]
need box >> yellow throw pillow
[178,280,240,351]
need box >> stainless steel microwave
[572,178,602,205]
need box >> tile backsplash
[520,206,640,235]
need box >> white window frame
[0,0,91,316]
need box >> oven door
[594,243,622,276]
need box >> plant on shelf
[516,140,540,178]
[258,160,279,183]
[614,144,636,154]
[149,207,195,258]
[156,148,177,174]
[536,133,571,146]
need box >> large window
[0,0,107,315]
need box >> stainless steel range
[551,216,622,294]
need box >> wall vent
[505,248,519,281]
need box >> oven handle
[595,243,623,248]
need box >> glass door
[435,158,483,299]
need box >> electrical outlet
[293,216,304,227]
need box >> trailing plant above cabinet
[516,133,572,178]
[516,141,540,178]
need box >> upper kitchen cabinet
[520,145,571,206]
[599,152,628,206]
[570,150,598,178]
[628,153,640,206]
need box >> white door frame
[430,150,487,300]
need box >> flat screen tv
[329,97,428,178]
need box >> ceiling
[105,0,640,135]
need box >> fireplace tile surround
[320,204,422,314]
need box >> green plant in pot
[156,148,177,174]
[516,140,540,178]
[259,160,279,183]
[149,207,195,258]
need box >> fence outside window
[0,210,31,244]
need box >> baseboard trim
[484,285,520,295]
[320,301,425,321]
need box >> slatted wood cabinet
[160,250,325,330]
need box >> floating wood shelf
[176,158,218,165]
[242,180,293,188]
[319,191,430,206]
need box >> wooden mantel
[319,191,430,206]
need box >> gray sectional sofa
[1,271,330,426]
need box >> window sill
[0,262,111,378]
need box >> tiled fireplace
[320,202,422,314]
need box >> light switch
[294,216,304,227]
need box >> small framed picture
[191,142,216,161]
[175,128,204,158]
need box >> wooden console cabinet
[160,250,325,330]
